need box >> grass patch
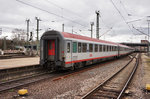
[9,89,15,92]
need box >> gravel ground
[123,53,150,99]
[0,56,131,99]
[122,54,144,99]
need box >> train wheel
[70,65,75,71]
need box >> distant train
[40,30,134,70]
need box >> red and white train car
[40,30,134,70]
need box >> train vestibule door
[66,41,72,65]
[48,40,55,60]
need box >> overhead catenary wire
[119,0,130,16]
[132,25,150,37]
[45,0,84,20]
[126,18,142,24]
[110,0,134,34]
[16,0,88,28]
[99,27,113,38]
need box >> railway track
[0,64,54,93]
[81,53,139,99]
[0,71,57,93]
[0,54,135,94]
[0,65,45,82]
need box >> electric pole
[95,10,100,39]
[147,16,150,53]
[35,17,41,41]
[26,19,30,41]
[90,22,94,38]
[62,23,64,32]
[35,17,41,55]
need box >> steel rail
[0,72,49,85]
[117,54,140,99]
[0,72,54,93]
[81,54,137,99]
[0,64,43,80]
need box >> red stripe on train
[65,52,130,64]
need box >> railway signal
[29,32,33,41]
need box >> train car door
[66,41,72,65]
[48,40,55,60]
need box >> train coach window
[115,47,117,51]
[113,46,115,51]
[73,42,77,53]
[114,46,116,51]
[111,46,113,51]
[82,43,87,52]
[112,46,114,51]
[109,46,111,51]
[103,45,106,52]
[107,46,109,51]
[95,44,98,52]
[89,44,93,52]
[67,43,70,53]
[99,45,102,52]
[78,42,81,53]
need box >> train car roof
[62,32,131,48]
[42,30,131,48]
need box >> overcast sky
[0,0,150,43]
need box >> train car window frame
[78,42,82,53]
[115,46,117,51]
[112,46,114,51]
[99,45,103,52]
[106,46,108,51]
[89,44,93,52]
[95,44,98,52]
[113,46,115,51]
[103,45,106,52]
[108,46,110,51]
[82,43,87,52]
[73,42,77,53]
[110,46,112,51]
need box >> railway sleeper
[92,93,117,99]
[97,90,119,96]
[101,88,121,93]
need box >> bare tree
[11,28,26,46]
[11,28,26,41]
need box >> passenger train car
[40,30,134,70]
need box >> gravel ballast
[0,56,131,99]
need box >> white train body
[40,31,134,70]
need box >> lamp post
[147,16,150,54]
